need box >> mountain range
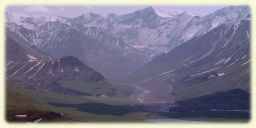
[6,6,250,80]
[5,5,251,121]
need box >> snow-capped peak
[5,13,36,29]
[80,13,102,18]
[152,7,192,18]
[34,16,68,22]
[41,16,60,21]
[6,13,71,30]
[167,9,184,16]
[6,13,27,23]
[177,11,195,17]
[153,8,173,18]
[30,15,71,26]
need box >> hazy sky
[6,5,226,18]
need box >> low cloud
[9,12,29,17]
[23,5,50,13]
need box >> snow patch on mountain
[153,7,182,18]
[27,54,39,62]
[6,13,35,29]
[191,67,220,77]
[159,69,176,76]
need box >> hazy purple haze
[6,5,226,18]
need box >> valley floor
[6,82,250,122]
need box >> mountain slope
[6,15,146,80]
[6,31,115,96]
[131,15,250,100]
